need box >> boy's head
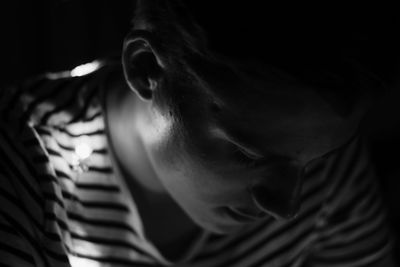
[121,0,381,233]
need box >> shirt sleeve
[0,100,48,267]
[307,138,395,267]
[0,169,47,267]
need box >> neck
[104,77,201,260]
[105,75,166,194]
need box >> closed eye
[232,145,265,168]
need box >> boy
[0,1,395,266]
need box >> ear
[122,32,164,101]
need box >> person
[0,1,396,266]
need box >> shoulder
[0,59,121,129]
[307,136,395,266]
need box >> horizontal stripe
[19,79,72,126]
[74,183,120,192]
[56,127,105,138]
[35,127,52,137]
[69,232,151,258]
[197,176,326,260]
[0,242,35,264]
[64,212,138,235]
[0,212,49,267]
[67,250,158,267]
[69,82,102,124]
[247,226,315,267]
[55,140,108,154]
[39,77,91,126]
[0,143,44,208]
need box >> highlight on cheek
[138,108,173,146]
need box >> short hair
[132,0,393,116]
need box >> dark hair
[132,1,395,116]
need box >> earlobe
[122,34,164,101]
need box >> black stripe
[69,81,102,124]
[0,222,19,236]
[81,110,102,122]
[65,164,114,174]
[46,147,63,158]
[326,142,361,205]
[323,214,386,251]
[281,250,305,267]
[61,190,78,201]
[19,79,71,126]
[35,127,52,136]
[0,241,35,264]
[2,183,134,264]
[87,166,113,173]
[73,200,129,212]
[39,76,91,126]
[61,190,128,211]
[42,247,69,263]
[0,129,56,184]
[198,200,322,262]
[319,192,383,244]
[43,192,65,209]
[44,212,70,232]
[55,169,73,181]
[1,199,65,249]
[0,212,50,267]
[41,213,155,260]
[0,141,44,208]
[198,217,274,258]
[301,178,326,204]
[57,127,106,138]
[56,140,108,154]
[65,211,139,235]
[323,177,374,228]
[75,183,120,192]
[41,231,62,243]
[0,187,44,234]
[201,176,325,259]
[66,248,158,267]
[78,201,129,212]
[69,232,150,257]
[232,203,321,264]
[313,232,389,264]
[248,226,315,267]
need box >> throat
[126,175,201,261]
[104,73,202,260]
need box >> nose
[249,163,303,220]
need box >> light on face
[137,109,172,145]
[70,61,102,77]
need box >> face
[134,55,354,234]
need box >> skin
[105,32,364,257]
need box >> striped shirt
[0,61,394,267]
